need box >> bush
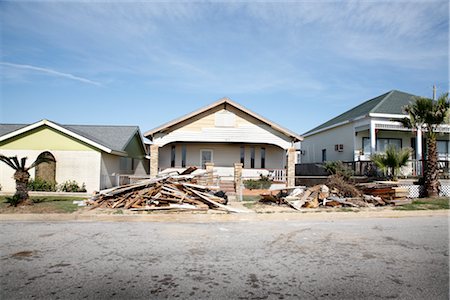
[58,180,87,192]
[5,194,22,207]
[244,174,272,190]
[28,178,57,192]
[323,161,353,181]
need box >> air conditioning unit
[335,144,344,152]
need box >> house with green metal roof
[0,119,149,193]
[301,90,450,176]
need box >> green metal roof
[303,90,419,135]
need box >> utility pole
[432,84,436,100]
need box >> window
[171,145,176,168]
[200,149,213,169]
[181,145,186,168]
[437,140,450,158]
[261,147,266,169]
[362,137,402,154]
[322,149,327,162]
[240,146,245,165]
[250,147,255,168]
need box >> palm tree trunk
[13,170,30,204]
[425,137,440,197]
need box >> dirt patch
[11,250,35,259]
[242,189,270,196]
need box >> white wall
[158,143,285,170]
[302,123,355,163]
[0,149,101,193]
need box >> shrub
[58,180,87,192]
[244,174,272,190]
[323,161,354,181]
[28,178,57,192]
[5,194,22,207]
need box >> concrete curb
[0,209,448,223]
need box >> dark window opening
[322,149,327,162]
[181,145,186,168]
[240,146,245,165]
[250,147,255,168]
[171,145,176,168]
[261,147,266,169]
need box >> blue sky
[0,1,448,136]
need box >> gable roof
[303,90,419,136]
[0,119,145,156]
[144,97,303,141]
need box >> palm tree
[371,145,412,181]
[401,93,450,197]
[0,155,55,206]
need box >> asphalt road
[1,215,448,299]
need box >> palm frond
[10,156,22,170]
[0,155,18,170]
[20,157,27,170]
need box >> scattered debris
[88,174,246,213]
[258,181,411,210]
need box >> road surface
[1,214,448,299]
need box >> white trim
[368,113,406,119]
[0,119,118,154]
[303,115,368,137]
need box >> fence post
[205,162,214,186]
[234,163,243,201]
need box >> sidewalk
[0,209,447,223]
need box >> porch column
[287,147,296,187]
[150,144,159,178]
[205,162,214,186]
[416,127,423,160]
[370,121,376,156]
[234,163,243,200]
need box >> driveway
[0,214,448,299]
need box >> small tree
[0,155,55,206]
[371,145,411,181]
[401,93,449,196]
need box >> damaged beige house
[144,98,302,186]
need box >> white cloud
[0,62,102,86]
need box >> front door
[200,149,213,169]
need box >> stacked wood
[88,175,245,213]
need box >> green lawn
[0,196,87,213]
[394,197,449,211]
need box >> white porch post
[370,121,376,155]
[353,127,359,161]
[416,127,422,160]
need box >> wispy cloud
[0,62,101,86]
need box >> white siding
[0,149,101,193]
[158,143,285,170]
[302,123,355,163]
[153,109,293,149]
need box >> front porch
[353,118,450,177]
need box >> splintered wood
[88,175,240,212]
[260,182,412,210]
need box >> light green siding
[0,126,98,151]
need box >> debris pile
[260,182,411,210]
[88,174,243,213]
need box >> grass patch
[394,197,449,211]
[242,195,260,202]
[0,195,86,213]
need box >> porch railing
[296,160,450,178]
